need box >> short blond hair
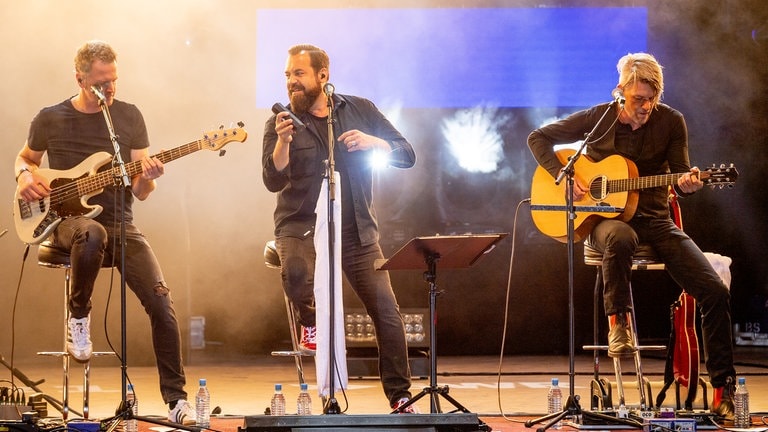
[74,40,117,74]
[617,52,664,107]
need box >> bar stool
[583,241,666,414]
[36,240,116,420]
[263,240,313,385]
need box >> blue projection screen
[256,7,647,109]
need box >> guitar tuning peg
[219,149,226,157]
[237,121,245,128]
[218,125,224,130]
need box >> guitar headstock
[202,123,248,151]
[701,163,738,189]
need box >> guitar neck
[610,172,713,193]
[611,173,682,193]
[78,140,205,194]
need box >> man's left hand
[677,167,703,193]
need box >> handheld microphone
[323,83,335,97]
[90,85,106,105]
[271,103,305,129]
[612,88,625,106]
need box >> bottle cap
[300,383,308,391]
[200,378,207,386]
[738,377,746,385]
[127,384,134,391]
[552,378,559,386]
[275,383,282,391]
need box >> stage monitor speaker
[238,413,486,432]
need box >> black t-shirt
[27,98,150,225]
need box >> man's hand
[677,167,703,194]
[17,169,51,202]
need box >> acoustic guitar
[13,125,247,245]
[530,149,738,242]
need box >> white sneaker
[168,399,197,426]
[67,316,92,362]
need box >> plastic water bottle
[734,377,750,428]
[196,378,211,428]
[547,378,563,429]
[297,383,312,415]
[125,384,138,432]
[270,384,286,416]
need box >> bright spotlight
[441,106,509,173]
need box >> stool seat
[584,241,665,268]
[38,240,114,269]
[264,240,281,269]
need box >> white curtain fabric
[313,172,348,397]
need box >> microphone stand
[526,99,642,431]
[94,91,200,432]
[322,85,341,415]
[95,93,131,408]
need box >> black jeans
[52,216,187,404]
[589,217,736,387]
[275,234,412,405]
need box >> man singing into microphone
[262,44,417,412]
[527,52,738,420]
[14,40,196,425]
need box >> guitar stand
[377,234,506,418]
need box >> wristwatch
[15,167,31,182]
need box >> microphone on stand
[324,83,335,97]
[90,85,106,105]
[612,88,625,107]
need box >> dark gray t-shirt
[27,98,149,225]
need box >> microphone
[323,83,335,97]
[90,85,106,105]
[612,88,625,106]
[271,102,305,129]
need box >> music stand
[377,234,507,415]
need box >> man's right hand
[17,170,51,202]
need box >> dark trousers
[53,216,187,404]
[275,234,412,405]
[589,217,736,387]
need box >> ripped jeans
[52,216,188,404]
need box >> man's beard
[289,83,322,115]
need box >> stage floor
[2,350,767,431]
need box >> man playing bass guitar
[527,52,737,420]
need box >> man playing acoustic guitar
[527,52,737,420]
[13,40,197,425]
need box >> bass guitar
[530,149,738,242]
[13,125,247,245]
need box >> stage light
[441,105,509,173]
[344,308,429,348]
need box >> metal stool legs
[270,294,308,385]
[586,266,664,414]
[37,242,115,420]
[264,240,313,386]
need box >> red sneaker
[391,397,419,414]
[300,326,316,351]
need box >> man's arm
[130,147,163,201]
[14,142,50,202]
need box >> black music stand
[377,234,507,416]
